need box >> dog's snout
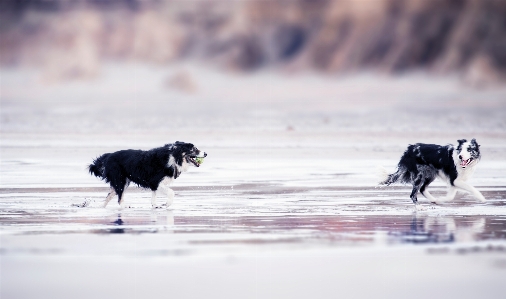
[203,152,207,157]
[459,155,462,159]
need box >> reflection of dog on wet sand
[379,139,485,206]
[424,217,485,242]
[88,142,206,208]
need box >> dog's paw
[71,199,91,208]
[160,203,173,208]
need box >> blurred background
[2,2,506,298]
[2,0,506,78]
[1,0,506,144]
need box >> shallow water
[2,191,506,299]
[2,192,506,247]
[2,184,506,249]
[2,67,506,298]
[2,144,506,299]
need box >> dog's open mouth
[187,155,204,167]
[460,158,473,168]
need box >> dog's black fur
[89,141,206,207]
[379,139,483,205]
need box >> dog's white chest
[457,166,475,181]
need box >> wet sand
[2,65,506,298]
[2,143,506,299]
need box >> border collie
[379,139,485,206]
[88,141,206,208]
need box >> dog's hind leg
[410,173,424,205]
[103,188,116,208]
[118,195,126,208]
[421,190,438,204]
[151,191,158,208]
[118,179,131,208]
[410,186,420,205]
[428,187,459,204]
[110,177,128,208]
[420,177,439,204]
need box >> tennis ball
[195,157,204,165]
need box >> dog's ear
[456,139,467,151]
[471,138,480,148]
[171,146,184,165]
[178,142,194,150]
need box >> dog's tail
[377,166,404,186]
[88,154,109,179]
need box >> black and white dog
[88,141,206,208]
[379,139,485,205]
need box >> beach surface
[1,65,506,298]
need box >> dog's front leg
[157,177,175,208]
[157,186,174,208]
[453,180,486,202]
[165,188,175,207]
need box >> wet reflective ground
[2,143,506,298]
[2,185,506,299]
[2,63,506,298]
[2,186,506,250]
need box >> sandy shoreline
[2,141,506,298]
[2,66,506,298]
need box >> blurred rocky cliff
[1,0,505,84]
